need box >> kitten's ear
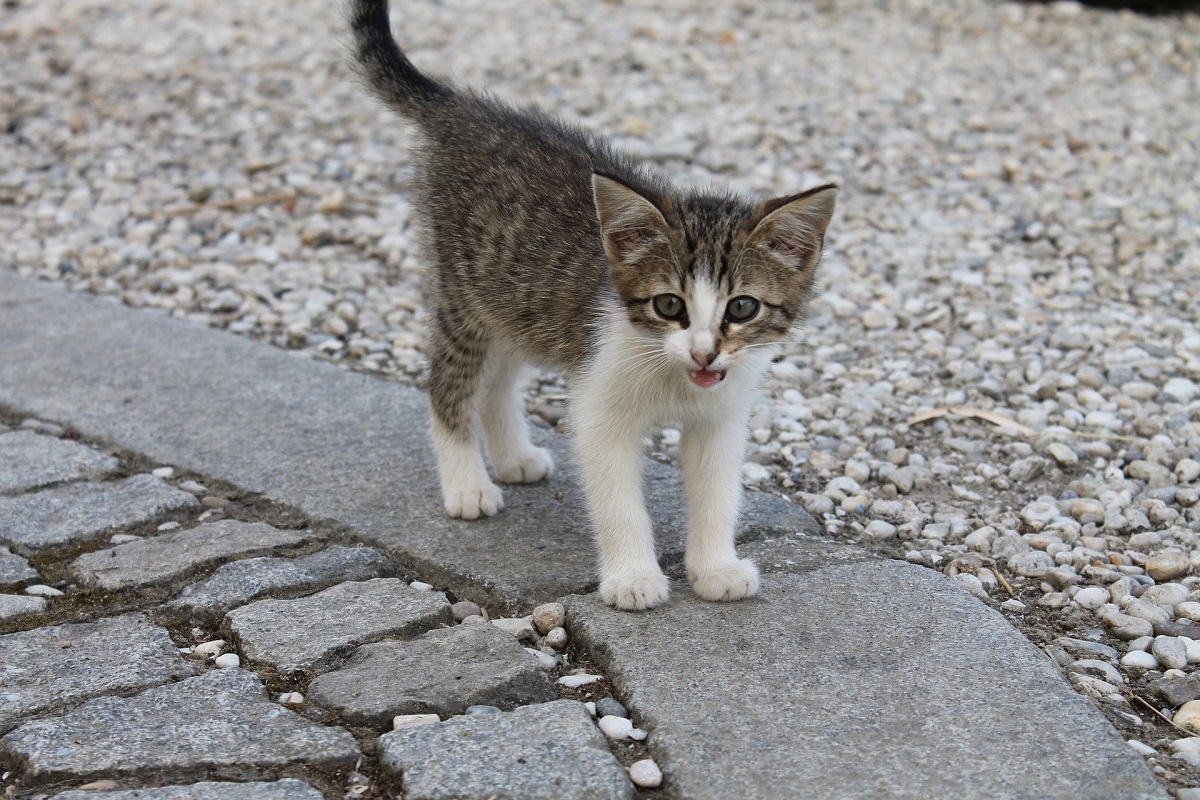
[748,183,838,273]
[592,173,671,266]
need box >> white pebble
[584,701,596,717]
[1073,586,1110,610]
[1177,601,1200,622]
[193,639,226,659]
[1126,740,1157,757]
[24,584,63,598]
[1001,599,1027,612]
[214,653,240,669]
[558,673,603,688]
[1121,650,1159,670]
[278,692,305,705]
[1152,636,1189,670]
[524,647,559,669]
[110,533,143,544]
[408,581,433,592]
[151,466,175,479]
[393,713,440,731]
[598,715,647,741]
[628,758,663,788]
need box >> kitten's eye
[652,293,686,321]
[726,296,760,322]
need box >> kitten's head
[592,173,837,389]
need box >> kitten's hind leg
[480,351,554,484]
[681,417,761,602]
[427,320,504,520]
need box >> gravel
[2,0,1199,787]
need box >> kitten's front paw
[599,571,671,611]
[689,558,761,603]
[493,447,554,484]
[443,480,505,520]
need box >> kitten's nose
[691,348,717,367]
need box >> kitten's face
[592,175,837,389]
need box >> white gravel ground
[3,0,1200,783]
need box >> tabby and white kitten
[348,0,836,610]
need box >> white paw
[689,558,760,602]
[599,570,671,611]
[493,447,554,484]
[443,480,505,520]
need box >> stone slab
[170,543,391,620]
[0,473,200,556]
[564,563,1168,800]
[51,780,324,800]
[378,699,633,800]
[0,545,40,588]
[307,623,556,728]
[224,578,452,676]
[0,272,817,610]
[0,593,46,621]
[0,430,119,495]
[0,668,360,787]
[69,520,315,591]
[0,612,195,735]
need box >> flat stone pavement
[0,270,1170,799]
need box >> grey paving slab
[0,546,39,588]
[0,593,46,621]
[0,668,360,787]
[378,699,633,800]
[0,613,196,735]
[0,272,817,610]
[224,578,452,676]
[69,520,315,592]
[564,563,1168,800]
[0,473,200,556]
[0,430,119,495]
[170,543,391,620]
[51,779,324,800]
[307,623,556,728]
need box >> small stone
[629,758,663,789]
[1121,650,1159,670]
[524,647,559,669]
[1175,700,1200,734]
[278,692,305,705]
[491,617,537,643]
[193,640,226,659]
[151,467,175,479]
[1126,740,1156,757]
[23,584,63,598]
[465,705,502,715]
[594,697,628,719]
[1146,550,1191,582]
[1046,443,1079,467]
[78,780,120,791]
[1068,659,1123,686]
[1152,636,1189,670]
[1073,586,1110,610]
[1000,599,1027,612]
[214,653,241,669]
[408,581,433,592]
[532,602,566,635]
[864,520,897,540]
[1179,602,1200,622]
[1101,611,1154,641]
[558,673,604,689]
[393,713,441,731]
[1148,674,1200,706]
[545,627,568,651]
[597,715,646,741]
[451,600,482,622]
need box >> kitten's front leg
[681,417,760,602]
[573,404,669,611]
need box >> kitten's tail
[346,0,453,119]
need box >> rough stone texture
[0,473,200,555]
[0,613,195,735]
[307,624,556,728]
[52,780,324,800]
[378,700,633,800]
[0,545,40,588]
[0,593,46,621]
[69,520,315,591]
[225,578,452,676]
[0,668,360,786]
[0,273,816,609]
[170,543,391,620]
[0,430,119,495]
[564,563,1168,800]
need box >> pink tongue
[689,369,723,388]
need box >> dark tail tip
[346,0,451,117]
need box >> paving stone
[0,273,817,609]
[0,668,360,786]
[224,578,452,676]
[0,474,200,556]
[51,779,324,800]
[0,593,46,622]
[170,543,391,620]
[564,563,1168,800]
[0,613,195,735]
[307,624,556,728]
[0,545,39,588]
[378,700,633,800]
[0,430,119,495]
[69,520,315,591]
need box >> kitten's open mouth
[687,368,726,389]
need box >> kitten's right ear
[592,173,671,267]
[749,183,838,274]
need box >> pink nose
[691,349,717,367]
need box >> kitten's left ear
[748,183,838,273]
[592,173,672,268]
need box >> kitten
[347,0,837,610]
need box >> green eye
[726,296,759,322]
[652,294,686,321]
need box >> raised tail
[346,0,453,119]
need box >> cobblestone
[0,430,118,495]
